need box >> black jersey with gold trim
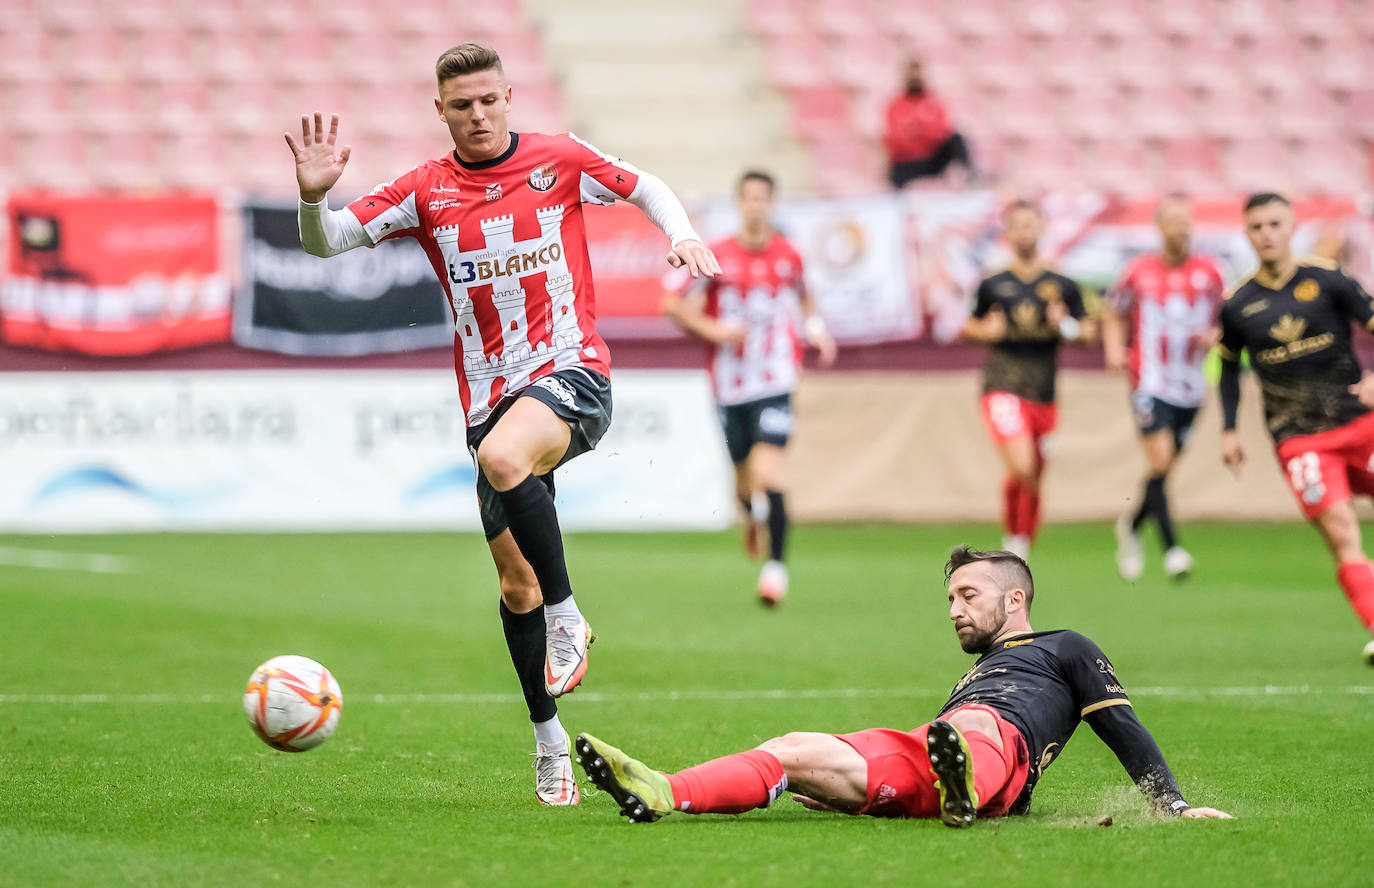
[972,269,1086,403]
[1218,260,1374,442]
[940,629,1132,814]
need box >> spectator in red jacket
[884,59,975,188]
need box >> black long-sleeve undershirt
[1085,704,1189,815]
[1218,356,1241,431]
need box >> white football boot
[544,610,594,697]
[1002,534,1030,561]
[532,734,579,806]
[758,560,788,607]
[1163,546,1194,581]
[1115,515,1144,582]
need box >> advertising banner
[0,369,733,533]
[908,191,1371,343]
[234,203,453,356]
[1,191,229,354]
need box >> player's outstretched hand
[1220,430,1245,476]
[285,112,352,204]
[1180,806,1233,819]
[792,794,841,813]
[1349,373,1374,409]
[667,239,722,279]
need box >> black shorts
[1132,392,1200,451]
[466,368,613,541]
[718,393,793,465]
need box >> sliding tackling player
[1102,194,1225,581]
[576,546,1231,825]
[285,43,720,804]
[1217,192,1374,666]
[662,170,837,605]
[963,201,1094,559]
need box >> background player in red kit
[661,170,836,605]
[575,546,1230,825]
[1102,195,1225,581]
[1218,192,1374,666]
[963,201,1094,559]
[284,43,720,805]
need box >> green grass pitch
[3,524,1373,886]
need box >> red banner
[2,192,229,354]
[582,202,672,318]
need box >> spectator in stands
[883,59,975,188]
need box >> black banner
[234,204,451,355]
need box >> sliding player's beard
[955,598,1009,654]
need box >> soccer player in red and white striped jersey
[1102,195,1225,582]
[662,170,836,606]
[285,43,720,806]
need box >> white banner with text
[0,369,733,532]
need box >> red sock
[1336,560,1374,632]
[1013,484,1041,541]
[964,730,1012,808]
[1001,478,1020,536]
[666,749,788,814]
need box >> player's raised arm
[285,112,352,203]
[285,112,373,258]
[569,134,721,279]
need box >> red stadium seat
[789,85,852,141]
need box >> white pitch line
[0,686,1371,705]
[0,546,132,573]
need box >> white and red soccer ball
[243,655,342,752]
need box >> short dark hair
[436,43,503,84]
[944,545,1035,611]
[737,169,776,195]
[1244,192,1291,213]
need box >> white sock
[544,595,580,623]
[534,715,567,752]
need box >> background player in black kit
[964,201,1093,559]
[1218,192,1374,666]
[573,546,1230,826]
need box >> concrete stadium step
[524,0,812,195]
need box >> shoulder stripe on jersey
[1080,698,1132,717]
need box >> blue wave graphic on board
[30,465,232,514]
[406,463,479,503]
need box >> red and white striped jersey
[674,234,806,406]
[346,132,639,426]
[1108,253,1225,407]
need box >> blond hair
[435,43,504,83]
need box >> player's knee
[477,442,530,490]
[757,732,812,764]
[946,710,1001,748]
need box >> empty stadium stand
[0,0,1370,198]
